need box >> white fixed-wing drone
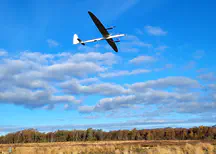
[73,11,126,52]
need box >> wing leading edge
[88,11,118,52]
[106,39,118,52]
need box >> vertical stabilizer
[73,34,85,45]
[73,34,79,44]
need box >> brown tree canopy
[0,126,216,144]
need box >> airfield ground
[0,140,216,154]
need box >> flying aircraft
[73,11,126,52]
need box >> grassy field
[0,140,216,154]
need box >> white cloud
[145,25,167,36]
[176,101,216,114]
[83,115,99,119]
[193,50,205,59]
[0,49,8,56]
[78,105,95,113]
[130,76,200,91]
[2,118,208,133]
[43,104,55,110]
[198,72,215,81]
[208,84,216,91]
[155,45,169,51]
[47,39,59,47]
[67,52,118,66]
[94,95,136,112]
[0,51,118,109]
[183,61,196,70]
[79,88,197,113]
[21,51,53,63]
[76,76,200,113]
[61,80,130,96]
[129,55,156,64]
[0,49,214,120]
[45,62,105,79]
[99,69,151,78]
[79,78,99,84]
[118,35,152,52]
[123,35,151,46]
[0,87,80,109]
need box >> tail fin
[73,34,85,45]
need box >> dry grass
[0,140,215,154]
[146,143,215,154]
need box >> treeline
[0,126,216,144]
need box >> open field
[0,140,216,154]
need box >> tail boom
[73,34,126,46]
[73,34,104,45]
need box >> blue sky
[0,0,216,135]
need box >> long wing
[88,11,109,37]
[106,39,118,52]
[88,11,118,52]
